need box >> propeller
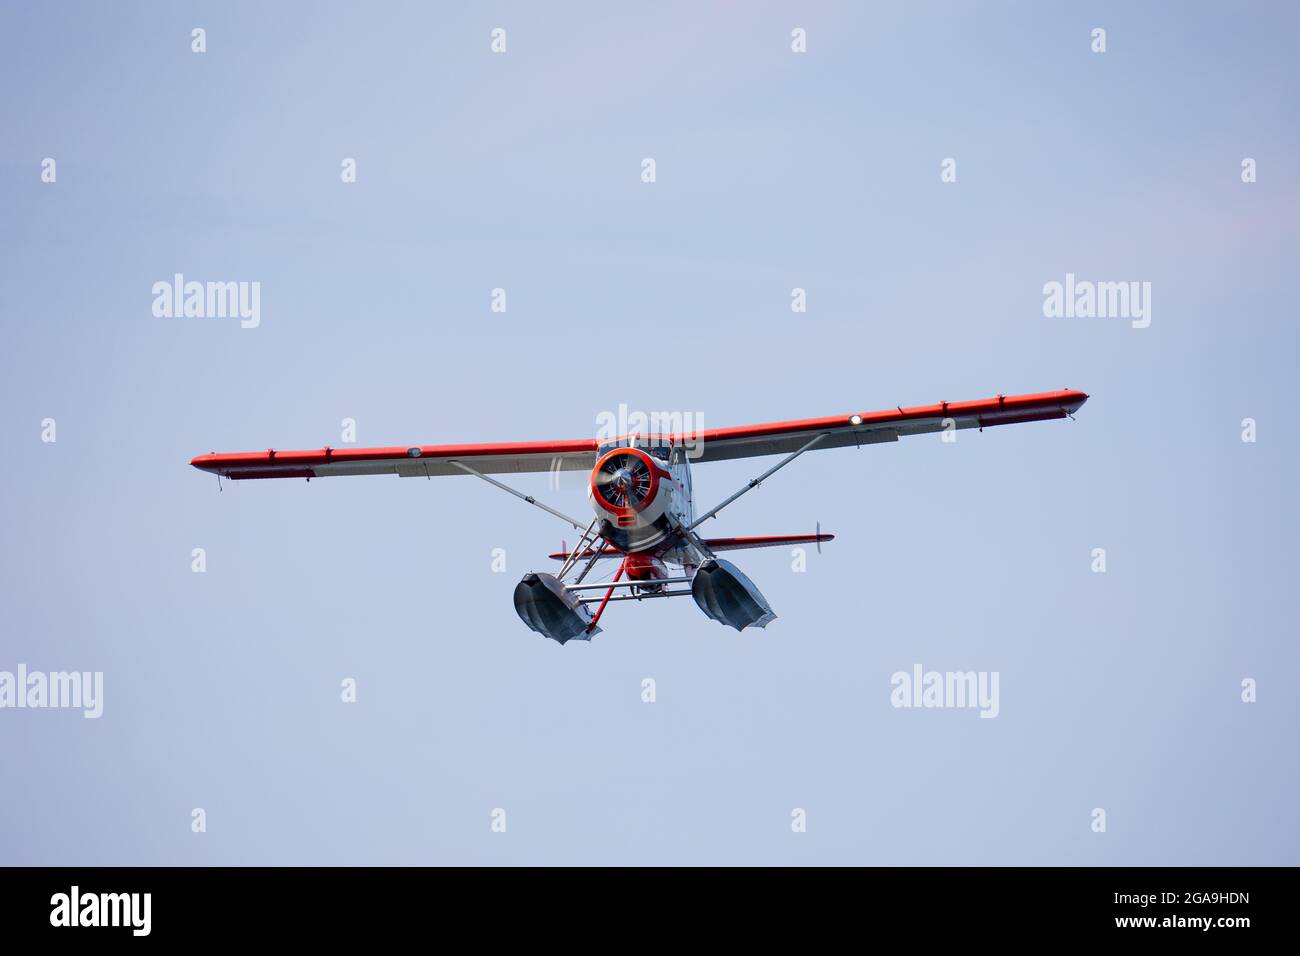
[816,520,822,554]
[594,452,654,509]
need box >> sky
[1,1,1297,865]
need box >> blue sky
[1,1,1297,864]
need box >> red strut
[586,557,627,633]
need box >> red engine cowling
[588,447,673,552]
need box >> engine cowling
[588,447,672,552]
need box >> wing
[191,390,1087,480]
[190,438,599,480]
[677,389,1088,463]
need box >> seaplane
[191,388,1088,644]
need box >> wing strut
[688,432,829,531]
[667,514,716,563]
[447,460,589,532]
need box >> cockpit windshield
[597,439,674,462]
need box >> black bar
[0,866,1282,942]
